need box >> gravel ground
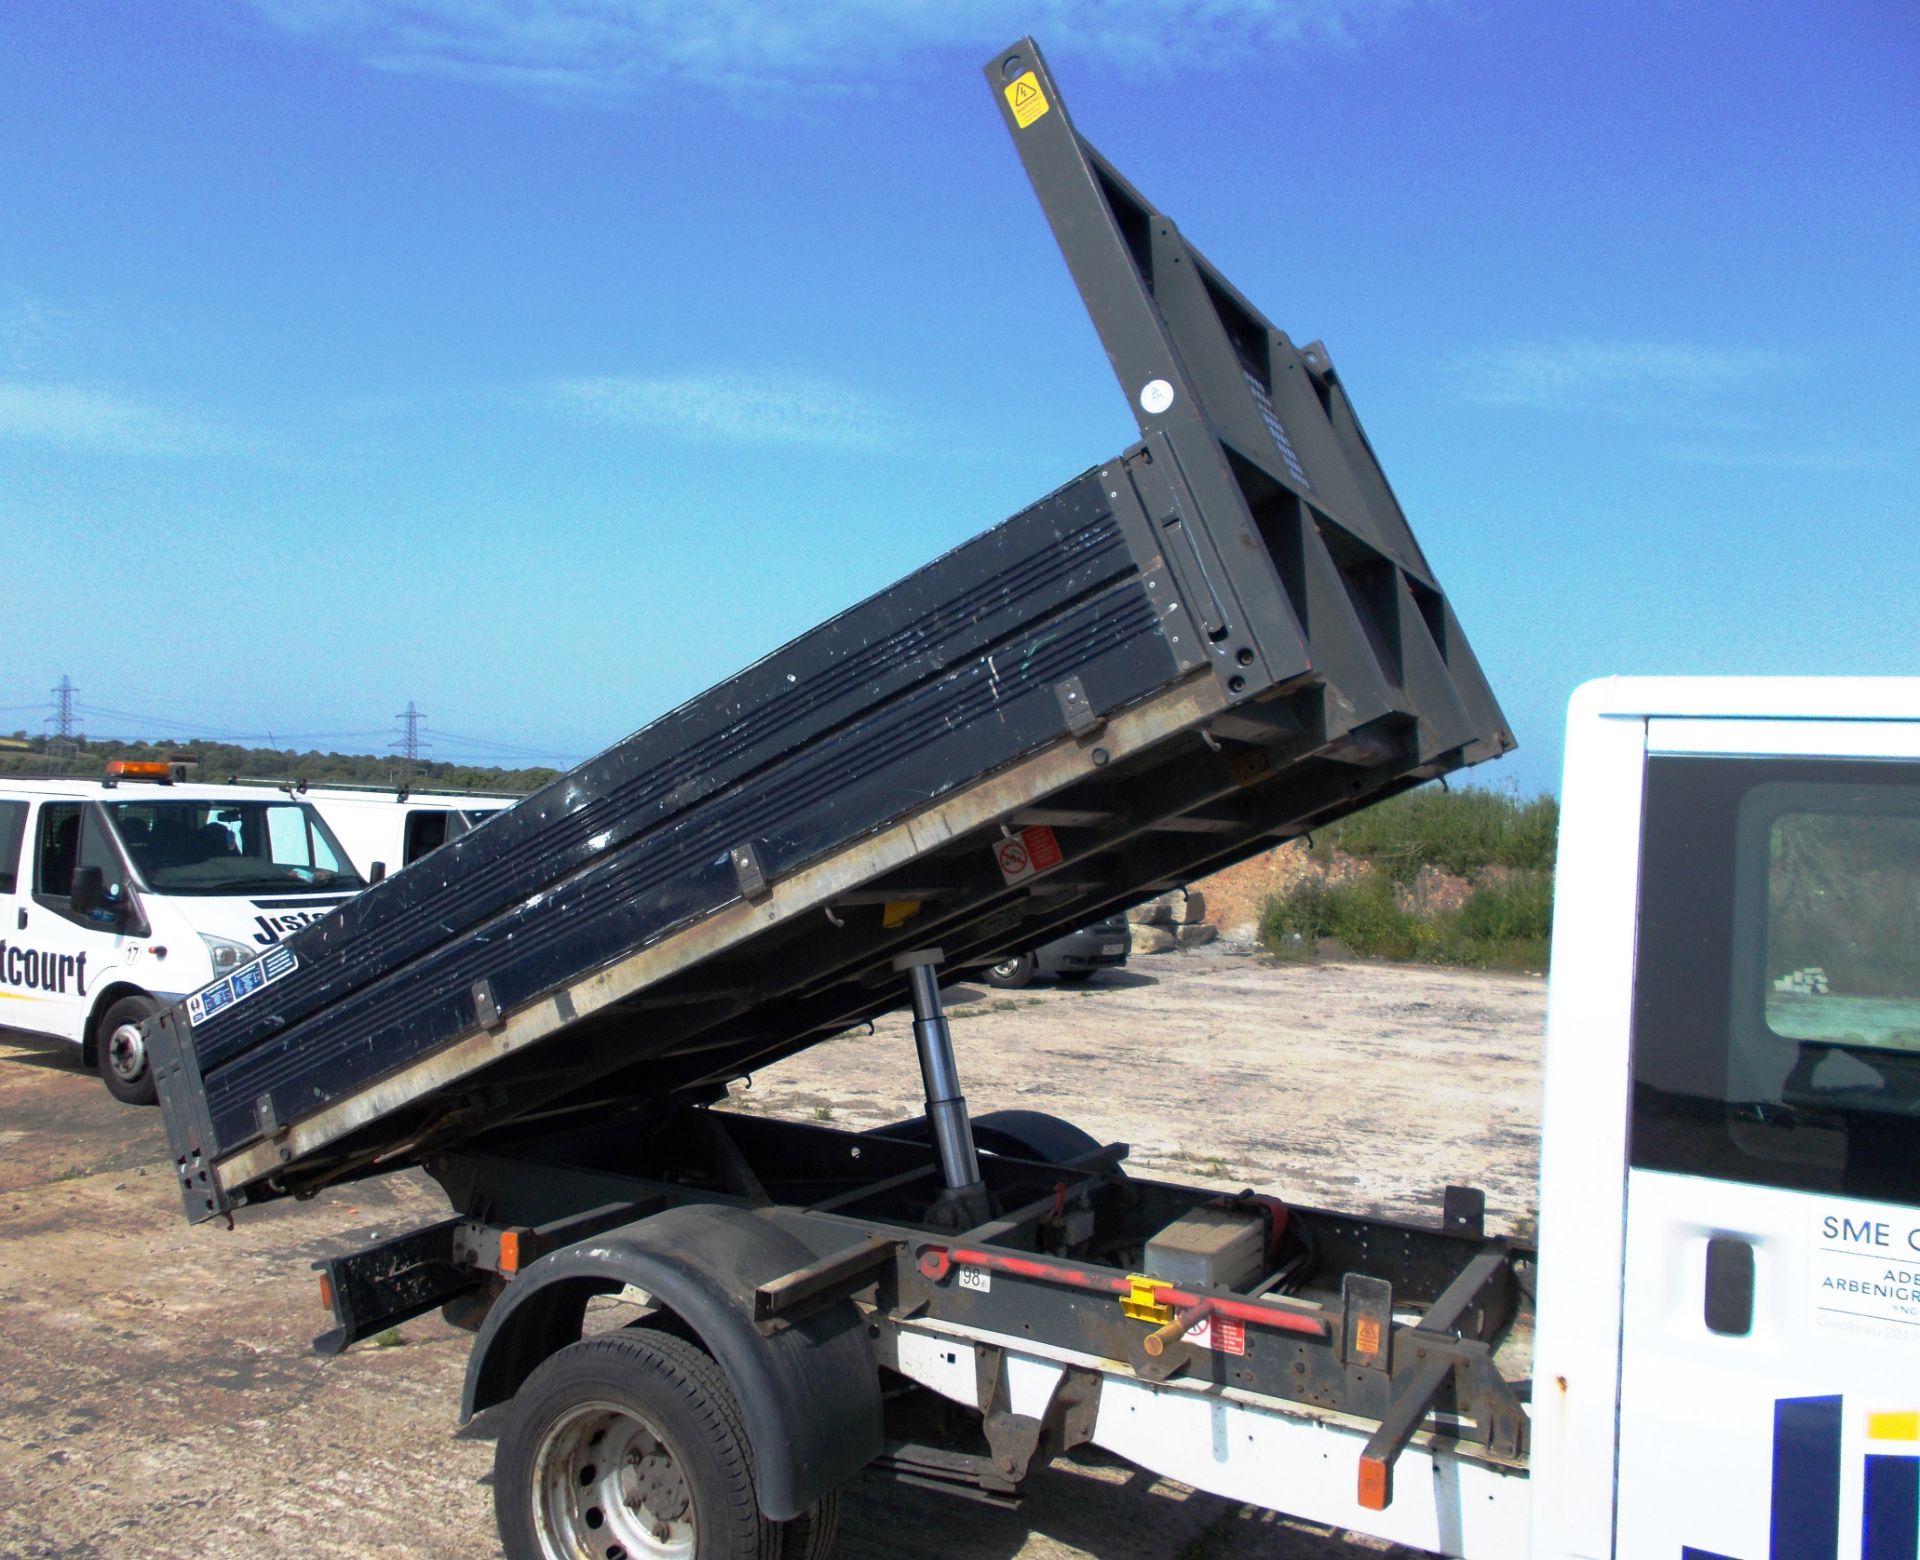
[0,945,1544,1559]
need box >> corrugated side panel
[186,469,1199,1156]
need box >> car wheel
[496,1329,778,1560]
[96,995,159,1106]
[982,953,1036,989]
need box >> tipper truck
[148,39,1920,1560]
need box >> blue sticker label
[186,944,300,1028]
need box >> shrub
[1321,785,1558,883]
[1457,872,1554,944]
[1259,876,1332,954]
[1258,866,1552,972]
[1322,878,1425,961]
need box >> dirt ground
[0,944,1544,1560]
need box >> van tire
[96,995,160,1106]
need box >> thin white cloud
[544,370,905,449]
[0,381,241,457]
[0,290,81,375]
[1659,442,1900,474]
[1460,337,1789,410]
[242,0,1414,104]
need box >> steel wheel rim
[106,1022,147,1084]
[988,959,1020,980]
[533,1399,696,1560]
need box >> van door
[1616,725,1920,1559]
[16,800,141,1044]
[0,796,41,1031]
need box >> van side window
[36,804,128,914]
[38,803,81,897]
[0,801,25,894]
[1630,756,1920,1204]
[403,810,450,863]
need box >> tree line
[0,733,558,794]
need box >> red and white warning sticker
[994,824,1065,885]
[1189,1314,1247,1355]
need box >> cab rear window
[1630,756,1920,1204]
[1761,803,1920,1052]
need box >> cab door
[1616,721,1920,1560]
[14,800,141,1044]
[0,796,44,1032]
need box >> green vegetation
[1309,784,1557,882]
[0,732,556,793]
[1265,785,1556,970]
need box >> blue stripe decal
[1771,1395,1843,1560]
[1864,1455,1919,1560]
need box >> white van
[290,786,515,883]
[0,764,365,1104]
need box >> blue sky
[1,0,1914,794]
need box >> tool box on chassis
[149,37,1523,1559]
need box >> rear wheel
[982,952,1036,989]
[495,1330,780,1560]
[96,995,159,1106]
[776,1492,840,1560]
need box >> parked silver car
[980,915,1131,988]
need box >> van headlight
[200,935,252,974]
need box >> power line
[427,726,581,763]
[74,701,278,743]
[72,699,393,745]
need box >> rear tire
[495,1329,779,1560]
[96,995,159,1106]
[982,952,1036,989]
[776,1492,840,1560]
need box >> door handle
[1705,1236,1755,1336]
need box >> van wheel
[97,996,159,1106]
[496,1330,781,1560]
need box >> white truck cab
[0,765,364,1104]
[290,786,514,883]
[1533,677,1920,1558]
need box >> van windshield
[104,800,366,897]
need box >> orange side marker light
[1358,1454,1390,1511]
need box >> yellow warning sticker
[1354,1316,1382,1357]
[1005,71,1049,128]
